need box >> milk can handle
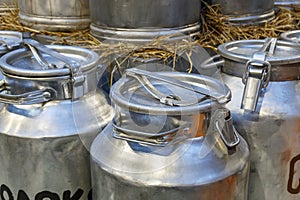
[200,55,225,69]
[23,39,85,100]
[112,120,191,147]
[125,68,228,105]
[212,109,240,149]
[0,80,56,105]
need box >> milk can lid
[280,30,300,43]
[110,68,231,115]
[0,31,22,55]
[0,39,99,78]
[217,38,300,80]
[218,39,300,65]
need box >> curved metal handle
[0,80,56,105]
[112,120,191,147]
[214,109,240,149]
[200,54,225,69]
[125,68,228,105]
[23,39,85,100]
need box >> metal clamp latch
[125,68,229,106]
[0,80,56,105]
[112,120,191,147]
[23,39,85,100]
[215,109,240,148]
[241,38,276,112]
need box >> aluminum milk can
[0,39,114,199]
[281,30,300,43]
[18,0,90,31]
[275,0,300,7]
[210,0,275,25]
[201,38,300,200]
[90,68,250,200]
[0,0,17,15]
[89,0,202,42]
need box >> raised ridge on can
[18,0,90,31]
[210,0,275,25]
[89,0,202,42]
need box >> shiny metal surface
[211,0,275,25]
[0,44,114,199]
[275,0,300,6]
[221,73,300,200]
[217,39,300,81]
[18,0,90,31]
[0,31,22,55]
[91,123,249,200]
[0,43,99,100]
[200,39,300,199]
[89,0,201,42]
[91,70,250,200]
[280,30,300,44]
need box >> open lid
[110,68,231,116]
[218,38,300,80]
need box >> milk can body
[275,0,300,7]
[90,69,250,200]
[18,0,90,31]
[0,0,17,15]
[89,0,202,42]
[210,0,275,25]
[0,40,114,199]
[202,38,300,200]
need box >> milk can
[89,0,202,42]
[0,0,17,15]
[201,38,300,200]
[0,39,114,199]
[18,0,90,31]
[210,0,275,25]
[90,68,250,200]
[275,0,300,7]
[281,30,300,43]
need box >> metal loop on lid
[125,68,228,105]
[23,39,85,99]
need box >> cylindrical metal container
[0,0,17,15]
[0,39,114,199]
[89,0,202,42]
[275,0,300,7]
[201,38,300,199]
[18,0,90,31]
[281,30,300,43]
[91,68,250,200]
[211,0,275,25]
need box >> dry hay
[198,3,300,51]
[0,3,300,75]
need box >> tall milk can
[210,0,275,25]
[0,0,17,15]
[90,68,250,200]
[275,0,300,7]
[201,38,300,200]
[89,0,202,42]
[0,39,114,199]
[18,0,90,31]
